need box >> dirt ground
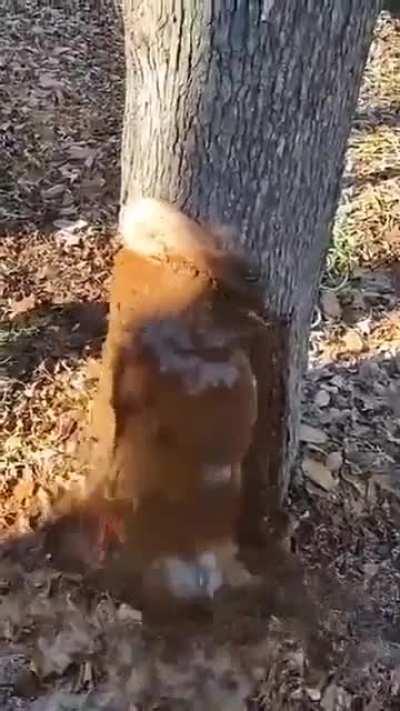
[1,3,400,709]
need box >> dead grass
[327,13,400,279]
[329,179,400,275]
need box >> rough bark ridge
[119,1,379,535]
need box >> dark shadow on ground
[344,165,400,190]
[2,336,400,684]
[1,338,400,706]
[0,0,124,234]
[3,262,399,390]
[353,107,400,132]
[2,301,108,382]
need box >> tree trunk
[117,1,379,545]
[116,0,379,548]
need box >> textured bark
[118,1,379,541]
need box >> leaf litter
[1,3,400,710]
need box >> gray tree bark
[119,1,380,545]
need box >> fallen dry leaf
[383,226,400,248]
[390,665,400,696]
[67,144,96,161]
[321,683,350,711]
[302,458,338,491]
[39,73,64,90]
[9,293,36,320]
[314,389,330,407]
[341,329,365,354]
[116,603,143,624]
[41,184,65,200]
[299,423,328,444]
[53,218,87,232]
[13,475,35,504]
[326,450,343,472]
[55,230,82,247]
[320,291,342,320]
[306,686,322,702]
[86,358,102,381]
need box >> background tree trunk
[119,1,380,543]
